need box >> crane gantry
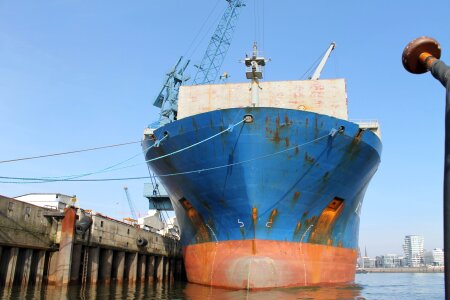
[153,0,245,126]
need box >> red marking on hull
[183,240,357,289]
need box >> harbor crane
[123,186,138,221]
[146,0,247,204]
[192,0,245,85]
[153,0,246,126]
[147,0,245,206]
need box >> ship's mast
[244,42,267,107]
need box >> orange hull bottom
[183,240,357,289]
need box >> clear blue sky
[1,0,449,256]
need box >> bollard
[403,36,450,299]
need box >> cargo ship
[142,44,381,289]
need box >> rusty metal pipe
[403,36,450,299]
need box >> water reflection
[184,282,364,300]
[0,281,364,299]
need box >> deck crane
[123,186,138,221]
[309,42,336,80]
[152,0,245,126]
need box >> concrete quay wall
[78,213,179,257]
[0,195,183,289]
[0,195,56,249]
[362,267,444,273]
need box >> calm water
[1,273,444,299]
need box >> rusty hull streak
[338,129,366,167]
[294,221,302,236]
[266,114,293,144]
[285,137,290,147]
[314,116,320,138]
[304,152,315,163]
[355,128,364,141]
[280,115,293,127]
[267,209,278,229]
[180,199,211,243]
[347,129,365,153]
[265,115,270,137]
[291,191,301,207]
[252,207,258,254]
[239,227,246,239]
[293,212,317,241]
[309,198,344,245]
[272,116,281,143]
[252,207,258,225]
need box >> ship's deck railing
[351,119,379,128]
[350,119,381,138]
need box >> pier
[0,195,183,289]
[361,267,444,273]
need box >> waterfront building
[362,257,376,268]
[403,235,424,267]
[375,256,382,267]
[357,246,375,268]
[424,248,444,266]
[432,248,444,266]
[15,193,77,210]
[375,254,403,268]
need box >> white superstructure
[15,193,76,210]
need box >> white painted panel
[178,79,348,120]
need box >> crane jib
[152,0,245,127]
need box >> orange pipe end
[419,52,437,70]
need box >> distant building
[357,246,375,268]
[424,251,433,265]
[361,256,376,268]
[15,193,76,210]
[424,248,444,266]
[401,256,408,267]
[375,254,404,268]
[433,248,444,266]
[137,210,165,231]
[403,235,424,267]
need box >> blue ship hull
[143,107,381,288]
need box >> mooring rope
[0,127,337,184]
[0,118,245,183]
